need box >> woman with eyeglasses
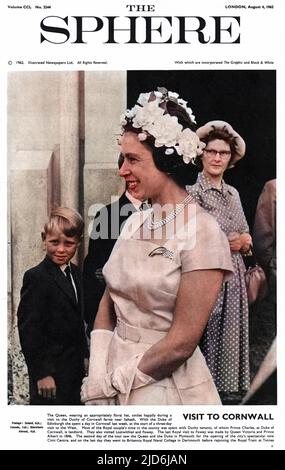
[187,121,252,403]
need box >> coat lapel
[43,256,78,309]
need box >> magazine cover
[1,0,283,454]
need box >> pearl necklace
[146,193,193,230]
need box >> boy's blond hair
[42,207,84,241]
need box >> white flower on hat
[154,91,163,99]
[120,108,136,126]
[145,114,183,148]
[132,101,164,129]
[137,92,152,106]
[120,88,203,164]
[176,128,204,164]
[186,107,196,124]
[178,98,188,108]
[165,148,175,155]
[168,91,179,100]
[138,132,147,141]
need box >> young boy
[17,207,89,405]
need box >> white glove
[81,329,115,405]
[81,353,156,404]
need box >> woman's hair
[42,206,84,241]
[196,128,237,170]
[122,98,197,187]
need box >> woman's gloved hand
[81,353,155,404]
[81,329,115,405]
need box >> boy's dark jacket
[17,255,88,404]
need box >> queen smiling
[81,88,234,405]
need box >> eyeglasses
[204,149,231,159]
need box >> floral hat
[120,87,205,164]
[196,120,246,167]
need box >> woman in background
[188,121,251,401]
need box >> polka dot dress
[188,172,250,393]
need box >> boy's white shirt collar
[60,263,70,272]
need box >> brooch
[148,247,174,260]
